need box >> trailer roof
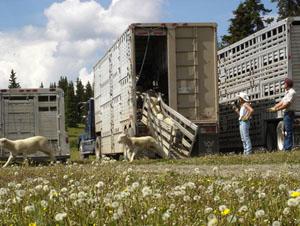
[0,88,63,94]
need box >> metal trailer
[94,23,219,158]
[0,88,70,161]
[218,17,300,151]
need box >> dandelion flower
[24,205,35,213]
[272,221,281,226]
[283,207,290,215]
[221,208,231,216]
[162,210,171,221]
[290,191,300,198]
[142,186,152,197]
[55,212,67,221]
[29,223,36,226]
[204,207,213,214]
[287,198,299,207]
[255,209,265,218]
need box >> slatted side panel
[142,94,198,158]
[291,24,300,112]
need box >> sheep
[0,136,55,167]
[117,133,168,162]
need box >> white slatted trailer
[94,23,219,158]
[218,17,300,151]
[0,88,70,161]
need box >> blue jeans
[239,120,252,155]
[283,111,294,151]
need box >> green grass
[67,124,85,161]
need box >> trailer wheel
[95,136,102,160]
[266,123,276,151]
[276,121,284,151]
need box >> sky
[0,0,277,89]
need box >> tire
[95,136,102,160]
[266,123,276,151]
[80,154,89,159]
[276,121,285,151]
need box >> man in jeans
[268,78,296,151]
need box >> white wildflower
[278,184,287,191]
[55,212,67,221]
[63,175,68,180]
[207,218,218,226]
[95,181,104,189]
[78,191,87,199]
[204,207,213,214]
[169,204,176,210]
[255,209,265,218]
[111,201,119,209]
[147,207,156,215]
[193,195,200,201]
[214,195,220,202]
[287,198,299,207]
[24,205,35,213]
[0,188,9,196]
[183,195,191,202]
[16,190,26,198]
[219,205,227,211]
[162,210,171,221]
[142,186,152,197]
[90,210,97,218]
[258,192,266,199]
[238,205,248,213]
[283,207,290,215]
[272,221,281,226]
[41,200,48,208]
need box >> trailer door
[168,25,218,123]
[3,99,35,139]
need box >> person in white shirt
[268,78,296,151]
[232,92,254,155]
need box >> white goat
[117,133,168,162]
[0,136,55,167]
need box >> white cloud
[0,0,164,89]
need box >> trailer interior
[134,28,169,104]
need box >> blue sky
[0,0,277,37]
[0,0,278,88]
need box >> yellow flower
[290,191,300,198]
[29,223,36,226]
[221,208,231,216]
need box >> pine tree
[84,81,93,101]
[271,0,300,20]
[8,69,21,88]
[66,81,78,128]
[75,78,85,123]
[40,82,44,88]
[222,0,272,46]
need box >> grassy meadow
[0,126,299,225]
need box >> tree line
[7,69,93,128]
[221,0,300,47]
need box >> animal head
[118,133,129,144]
[0,138,7,148]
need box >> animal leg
[3,152,14,168]
[129,149,137,162]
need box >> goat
[117,133,168,162]
[0,136,55,167]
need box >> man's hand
[267,107,277,112]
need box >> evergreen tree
[40,82,44,88]
[75,78,85,123]
[8,69,21,88]
[271,0,300,20]
[58,76,68,94]
[84,81,93,101]
[66,81,78,128]
[222,0,272,46]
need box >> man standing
[268,78,296,151]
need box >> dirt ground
[116,163,300,178]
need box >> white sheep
[117,133,168,162]
[0,136,55,167]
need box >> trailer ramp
[141,93,198,158]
